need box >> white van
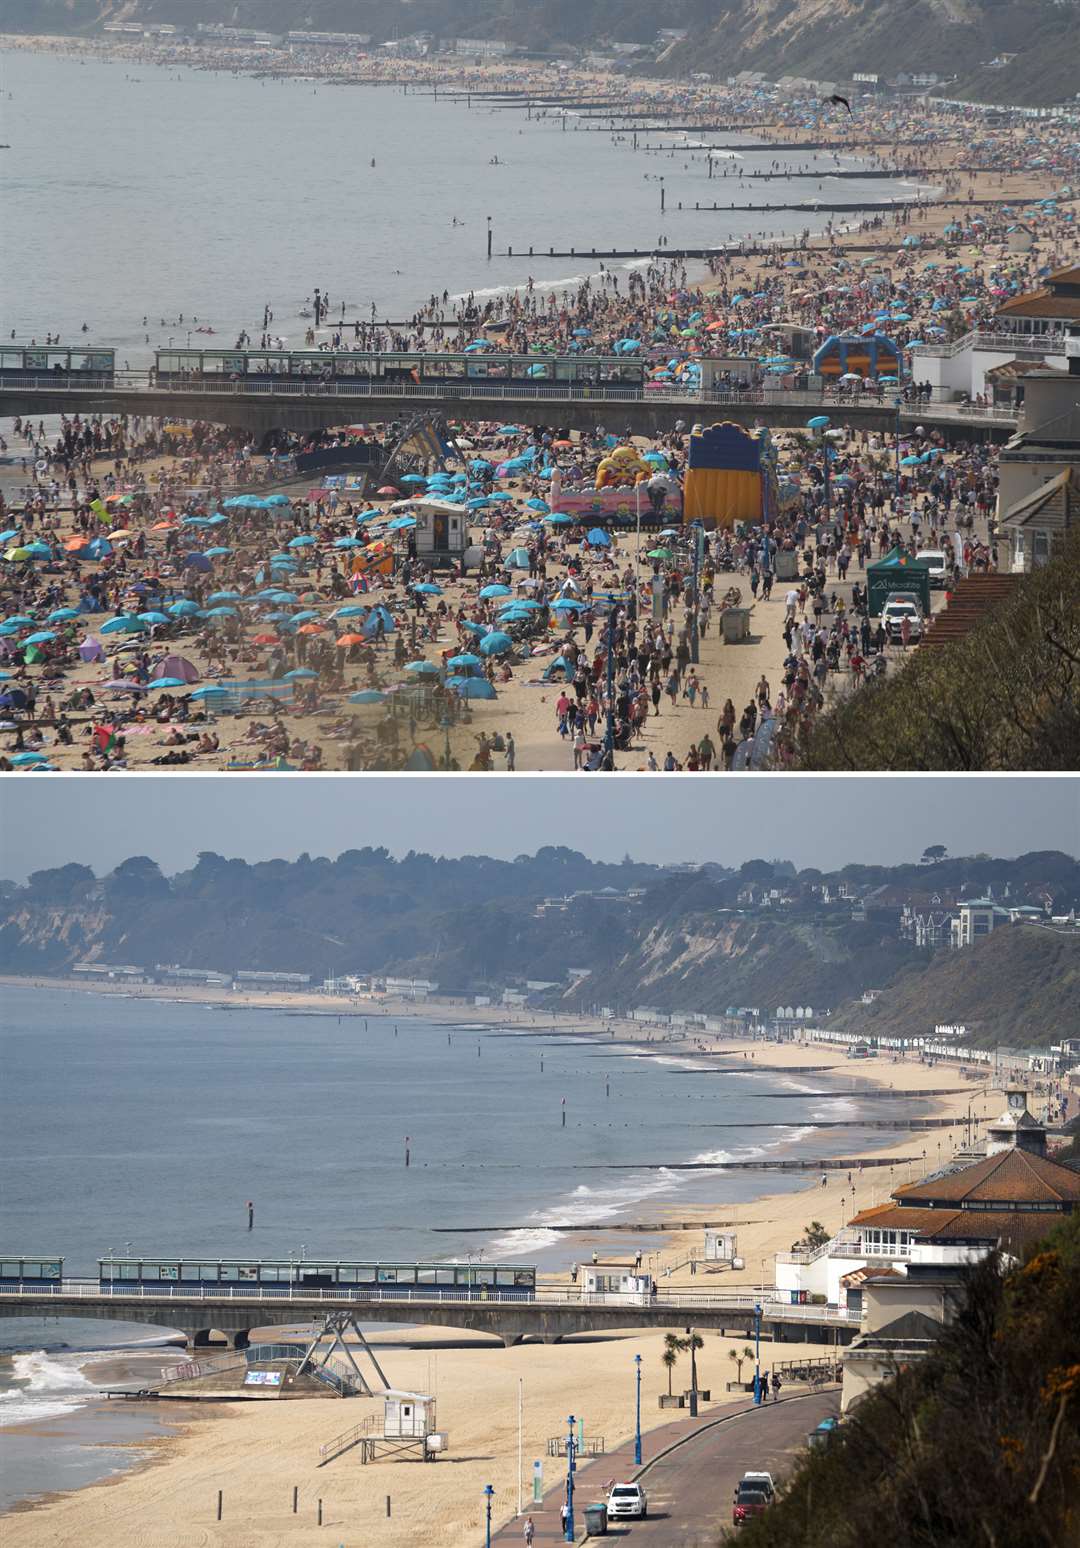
[916,549,948,587]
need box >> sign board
[533,1460,543,1502]
[244,1370,283,1387]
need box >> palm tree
[662,1332,681,1396]
[728,1345,755,1384]
[682,1331,705,1391]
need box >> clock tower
[985,1088,1048,1158]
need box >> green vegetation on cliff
[1,847,1076,1047]
[827,925,1080,1048]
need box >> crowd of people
[1,72,1076,772]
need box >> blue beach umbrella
[447,653,483,669]
[23,630,57,645]
[479,631,513,656]
[349,689,387,705]
[284,668,319,680]
[190,685,230,700]
[168,600,201,618]
[404,660,441,676]
[148,677,186,689]
[100,615,146,634]
[479,584,512,599]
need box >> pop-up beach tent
[867,547,931,616]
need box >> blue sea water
[0,47,922,361]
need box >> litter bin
[584,1503,608,1536]
[722,607,752,643]
[774,549,798,581]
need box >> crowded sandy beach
[2,972,1022,1548]
[1,41,1077,772]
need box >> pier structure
[0,375,1018,444]
[0,1282,860,1351]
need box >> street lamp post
[564,1414,576,1542]
[603,606,616,770]
[752,1302,763,1404]
[634,1354,642,1465]
[689,522,703,666]
[484,1483,494,1548]
[894,394,903,509]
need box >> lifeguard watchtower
[318,1390,446,1466]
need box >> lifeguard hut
[318,1390,447,1467]
[704,1230,738,1265]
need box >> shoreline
[0,976,999,1540]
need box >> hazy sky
[1,777,1076,881]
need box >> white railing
[911,329,1067,359]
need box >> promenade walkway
[494,1389,837,1546]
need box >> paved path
[494,1389,838,1547]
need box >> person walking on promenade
[524,1517,535,1546]
[771,1372,782,1402]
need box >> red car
[732,1471,775,1528]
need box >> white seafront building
[775,1088,1074,1311]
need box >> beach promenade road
[495,1390,838,1547]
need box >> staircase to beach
[919,574,1020,649]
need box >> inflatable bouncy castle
[595,445,651,488]
[812,332,902,380]
[683,422,777,529]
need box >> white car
[607,1482,648,1519]
[881,597,924,641]
[916,549,949,587]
